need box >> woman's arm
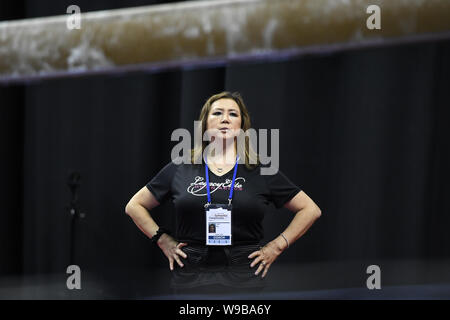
[125,186,161,239]
[125,187,187,270]
[277,190,321,249]
[249,190,321,277]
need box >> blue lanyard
[204,156,239,206]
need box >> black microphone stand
[67,172,85,266]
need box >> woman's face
[206,98,242,140]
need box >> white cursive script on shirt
[187,176,245,196]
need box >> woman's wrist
[275,234,289,251]
[152,227,171,245]
[157,232,171,246]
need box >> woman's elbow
[125,201,135,216]
[313,205,322,219]
[311,203,322,219]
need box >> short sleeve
[146,162,178,204]
[263,169,302,209]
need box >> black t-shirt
[146,161,301,245]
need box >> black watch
[151,227,171,244]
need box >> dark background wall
[1,1,449,285]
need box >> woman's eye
[230,113,238,117]
[213,112,221,115]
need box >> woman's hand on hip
[157,233,188,271]
[248,240,284,278]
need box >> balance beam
[1,0,449,82]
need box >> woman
[125,91,321,295]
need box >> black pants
[171,243,267,295]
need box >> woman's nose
[221,113,230,122]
